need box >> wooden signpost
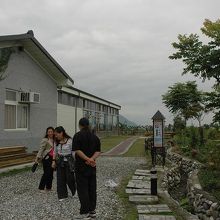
[151,110,166,167]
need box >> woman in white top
[52,126,76,201]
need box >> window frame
[4,100,29,131]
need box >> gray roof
[152,110,165,120]
[64,85,121,109]
[0,30,74,85]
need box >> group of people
[35,117,101,220]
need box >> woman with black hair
[72,118,101,219]
[52,126,76,201]
[35,127,55,192]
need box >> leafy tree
[169,19,220,123]
[173,116,185,132]
[169,19,220,86]
[163,81,206,145]
[0,47,14,81]
[204,86,220,123]
[162,81,205,124]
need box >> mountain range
[119,115,137,127]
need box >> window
[103,105,108,113]
[58,91,76,107]
[62,93,69,105]
[5,89,29,130]
[4,105,16,129]
[77,98,83,108]
[90,101,95,111]
[58,91,62,103]
[83,100,89,109]
[17,105,28,128]
[6,90,17,101]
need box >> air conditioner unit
[19,92,40,104]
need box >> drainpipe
[75,91,80,134]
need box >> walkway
[126,169,177,220]
[102,136,137,156]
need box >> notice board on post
[153,120,163,147]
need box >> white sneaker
[59,198,66,202]
[89,211,96,218]
[74,213,91,219]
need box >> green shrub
[207,128,219,140]
[180,197,194,213]
[199,167,220,200]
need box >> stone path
[126,169,177,220]
[137,204,172,214]
[102,137,137,156]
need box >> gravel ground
[0,157,146,220]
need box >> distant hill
[119,115,137,127]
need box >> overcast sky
[1,0,219,125]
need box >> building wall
[57,103,75,136]
[76,108,83,132]
[0,49,57,152]
[57,103,84,136]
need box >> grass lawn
[0,166,31,178]
[101,135,131,153]
[116,175,138,220]
[123,138,145,157]
[115,137,149,220]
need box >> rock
[203,202,210,210]
[211,202,218,210]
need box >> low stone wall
[187,171,220,220]
[163,150,220,220]
[166,151,201,172]
[162,150,201,191]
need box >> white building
[0,30,121,152]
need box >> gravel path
[0,157,146,220]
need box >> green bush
[207,128,219,140]
[199,167,220,200]
[180,197,194,213]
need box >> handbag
[31,162,38,173]
[67,156,75,172]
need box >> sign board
[153,120,163,147]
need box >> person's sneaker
[59,198,68,202]
[89,211,96,218]
[74,213,91,219]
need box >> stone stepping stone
[132,175,151,181]
[126,188,150,195]
[137,204,172,214]
[136,169,150,173]
[135,170,151,176]
[139,215,176,220]
[127,180,150,189]
[129,195,158,204]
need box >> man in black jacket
[72,118,101,219]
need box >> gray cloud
[1,0,219,124]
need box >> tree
[0,47,14,81]
[162,81,206,145]
[169,19,220,86]
[162,81,204,124]
[169,19,220,123]
[204,87,220,123]
[173,116,185,132]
